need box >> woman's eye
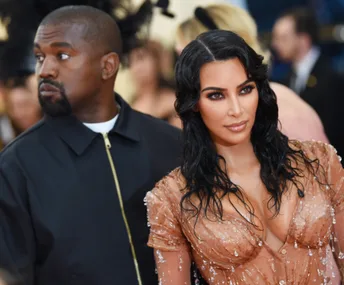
[58,53,70,60]
[208,92,224,100]
[240,85,255,95]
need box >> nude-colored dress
[145,141,344,284]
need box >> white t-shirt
[292,46,321,94]
[82,114,119,133]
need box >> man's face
[33,23,103,116]
[272,16,300,62]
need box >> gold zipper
[102,132,143,285]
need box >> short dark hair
[281,7,319,44]
[39,5,123,56]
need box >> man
[272,7,344,160]
[0,6,182,285]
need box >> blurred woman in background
[129,40,181,127]
[1,74,41,142]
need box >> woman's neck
[136,80,159,98]
[216,140,260,176]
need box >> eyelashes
[240,85,255,95]
[206,85,256,100]
[34,52,71,64]
[207,92,223,100]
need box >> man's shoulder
[313,54,336,75]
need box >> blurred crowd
[0,0,343,154]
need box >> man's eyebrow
[50,42,74,49]
[33,42,74,49]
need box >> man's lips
[39,83,61,97]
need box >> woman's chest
[178,182,333,268]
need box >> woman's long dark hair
[175,30,321,226]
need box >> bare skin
[198,58,299,252]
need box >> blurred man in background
[272,7,344,161]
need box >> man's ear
[101,52,120,80]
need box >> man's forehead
[35,23,88,44]
[279,16,295,30]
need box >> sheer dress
[145,141,344,285]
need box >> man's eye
[35,55,44,63]
[58,53,70,60]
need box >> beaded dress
[145,141,344,285]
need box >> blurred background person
[128,40,181,127]
[272,7,344,164]
[0,41,42,147]
[1,75,41,142]
[0,269,22,285]
[174,3,329,143]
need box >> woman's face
[198,58,259,147]
[128,47,158,85]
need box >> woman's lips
[225,120,248,132]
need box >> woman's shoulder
[290,139,337,153]
[146,167,186,202]
[158,166,185,186]
[289,139,341,167]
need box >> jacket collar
[45,94,140,155]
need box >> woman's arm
[145,174,193,284]
[154,249,192,285]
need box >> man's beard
[38,79,72,117]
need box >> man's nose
[37,57,58,79]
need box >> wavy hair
[175,30,321,227]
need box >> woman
[1,74,42,141]
[175,4,328,142]
[145,30,344,284]
[129,40,181,128]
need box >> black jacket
[284,54,344,160]
[0,95,182,285]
